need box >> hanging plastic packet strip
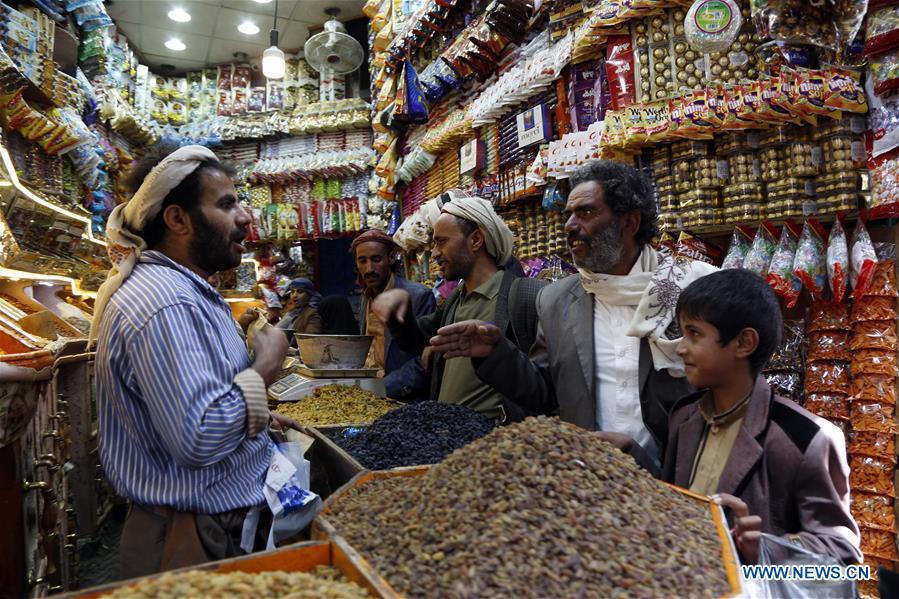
[721,225,754,269]
[766,221,801,308]
[792,219,827,300]
[743,222,779,277]
[826,218,849,303]
[849,219,879,298]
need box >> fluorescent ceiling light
[167,8,191,22]
[238,21,260,35]
[252,0,272,3]
[165,38,186,51]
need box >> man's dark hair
[122,142,235,248]
[452,215,478,238]
[677,269,783,376]
[569,160,659,245]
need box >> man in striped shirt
[93,144,289,577]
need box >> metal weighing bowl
[295,334,374,369]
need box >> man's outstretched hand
[430,320,502,359]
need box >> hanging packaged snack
[860,527,899,560]
[849,220,879,298]
[674,231,723,264]
[870,47,899,96]
[865,5,899,57]
[766,221,801,307]
[684,0,742,53]
[743,221,778,277]
[850,374,896,406]
[826,219,849,303]
[852,493,897,533]
[764,371,802,402]
[850,349,898,377]
[721,225,754,269]
[866,259,898,297]
[803,394,849,421]
[851,321,899,352]
[606,36,637,111]
[852,401,897,433]
[803,361,850,395]
[792,219,827,300]
[850,430,897,462]
[851,296,897,323]
[849,455,897,497]
[764,319,806,372]
[823,67,867,114]
[869,147,899,218]
[807,331,851,362]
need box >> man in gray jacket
[431,161,716,466]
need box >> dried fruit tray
[65,540,396,598]
[313,468,743,598]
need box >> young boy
[667,269,861,565]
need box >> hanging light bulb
[262,0,285,79]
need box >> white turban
[441,196,514,266]
[89,145,221,343]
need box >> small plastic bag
[850,321,898,351]
[850,296,897,323]
[867,259,898,297]
[850,220,878,298]
[826,219,849,302]
[860,527,899,560]
[721,226,753,269]
[849,455,897,497]
[745,533,856,599]
[764,320,806,371]
[803,394,849,421]
[792,220,827,300]
[803,361,850,395]
[852,493,897,533]
[850,349,898,377]
[807,301,850,332]
[807,331,851,362]
[685,0,743,53]
[764,371,803,403]
[767,223,801,308]
[849,430,897,461]
[743,222,778,277]
[851,401,897,433]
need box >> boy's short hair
[677,269,783,376]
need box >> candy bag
[766,222,801,307]
[864,5,899,57]
[849,219,878,298]
[605,36,636,111]
[684,0,743,53]
[743,222,779,277]
[792,220,827,300]
[826,218,849,302]
[721,226,754,269]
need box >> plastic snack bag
[866,259,898,297]
[793,220,827,300]
[766,222,801,307]
[685,0,743,53]
[807,331,851,362]
[804,361,850,395]
[849,220,879,298]
[851,296,897,322]
[743,222,778,277]
[804,394,849,421]
[721,226,753,269]
[826,219,849,303]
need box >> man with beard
[91,145,293,576]
[353,229,435,401]
[430,161,717,468]
[373,196,545,421]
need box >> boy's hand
[712,493,762,564]
[594,432,634,453]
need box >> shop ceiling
[104,0,365,72]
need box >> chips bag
[850,219,878,298]
[793,219,827,300]
[767,222,801,307]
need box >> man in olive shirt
[373,196,544,421]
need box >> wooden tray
[306,425,365,499]
[296,365,380,378]
[65,540,396,598]
[313,468,743,598]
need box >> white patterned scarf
[578,245,719,374]
[89,145,220,343]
